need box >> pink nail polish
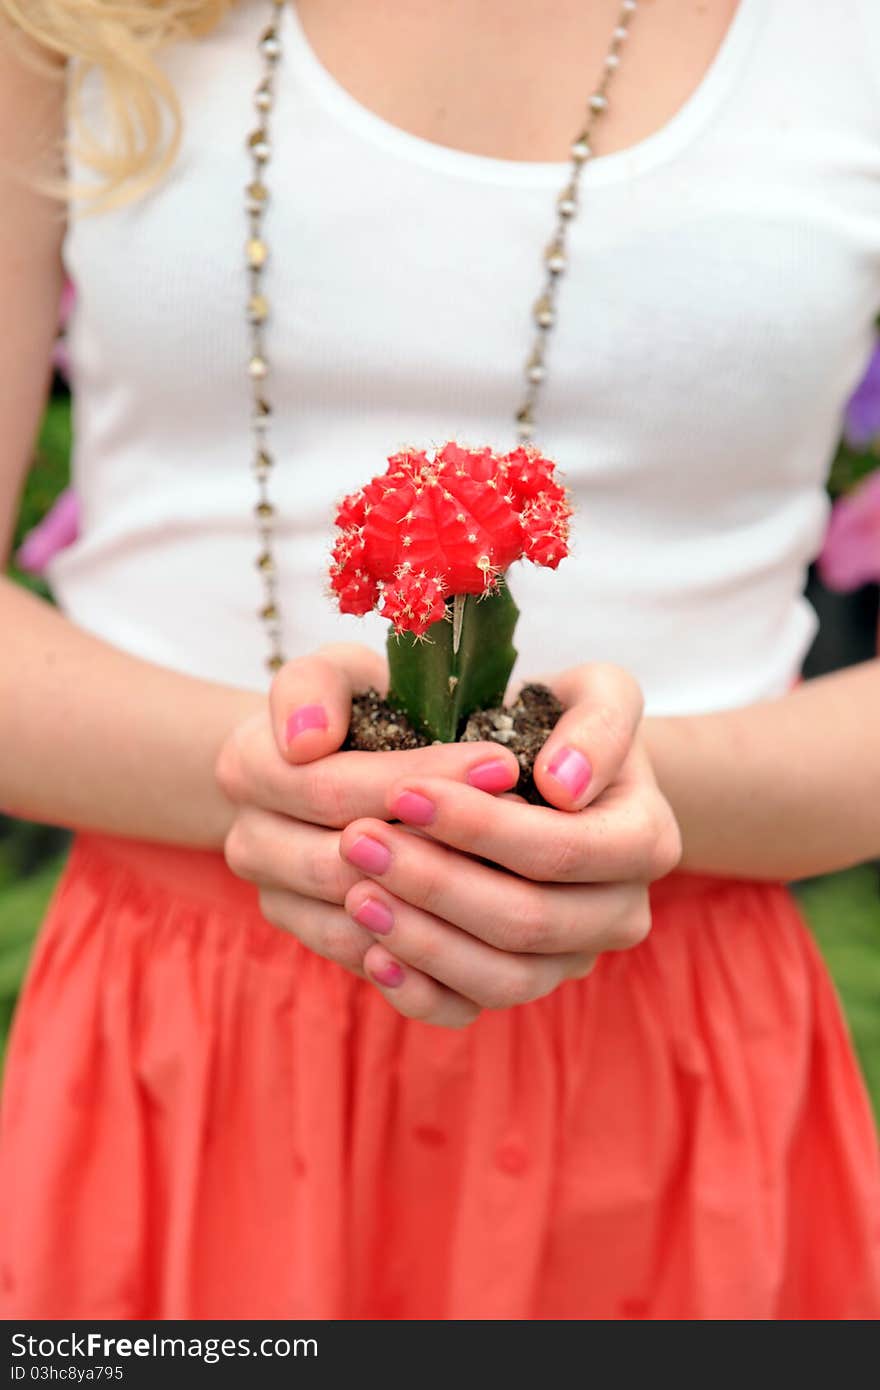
[391,790,435,826]
[285,704,328,742]
[547,747,592,800]
[369,960,404,988]
[353,897,393,935]
[467,759,518,794]
[345,835,392,875]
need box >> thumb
[532,663,644,812]
[269,643,387,765]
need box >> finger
[269,644,387,765]
[223,806,360,905]
[217,716,520,829]
[339,815,653,952]
[382,772,668,882]
[532,663,644,811]
[360,942,482,1029]
[257,888,372,976]
[346,880,596,1009]
[258,879,486,1025]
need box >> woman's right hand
[214,643,521,1001]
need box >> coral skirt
[1,830,878,1320]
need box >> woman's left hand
[339,663,683,1025]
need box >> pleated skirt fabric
[1,830,878,1320]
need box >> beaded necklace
[243,0,639,673]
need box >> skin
[2,3,879,1032]
[294,0,741,164]
[220,652,880,1028]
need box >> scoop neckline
[281,0,766,187]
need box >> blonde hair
[2,1,236,208]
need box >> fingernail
[390,790,435,826]
[345,835,392,875]
[467,758,518,794]
[353,897,393,935]
[285,704,328,742]
[547,747,592,800]
[369,960,405,988]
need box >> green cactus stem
[386,582,519,743]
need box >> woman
[0,0,878,1319]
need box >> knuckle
[481,961,540,1011]
[400,935,443,977]
[268,662,292,704]
[214,727,248,802]
[256,886,287,930]
[500,884,552,950]
[317,641,385,689]
[447,1004,483,1030]
[394,991,439,1024]
[629,799,659,848]
[591,702,633,763]
[409,859,449,919]
[651,814,684,879]
[610,887,653,950]
[276,652,325,690]
[595,664,645,720]
[307,837,347,903]
[301,760,349,827]
[446,801,482,849]
[541,828,586,882]
[319,915,363,967]
[223,814,257,879]
[569,953,597,981]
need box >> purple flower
[818,471,880,592]
[15,487,80,576]
[844,340,880,450]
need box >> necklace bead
[247,293,269,324]
[533,296,555,329]
[248,130,271,161]
[557,185,578,217]
[260,29,281,60]
[545,242,567,275]
[245,185,268,217]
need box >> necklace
[244,0,639,674]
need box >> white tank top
[53,0,880,714]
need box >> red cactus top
[329,443,572,635]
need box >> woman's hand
[337,664,682,1026]
[214,643,521,980]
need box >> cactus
[329,443,571,742]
